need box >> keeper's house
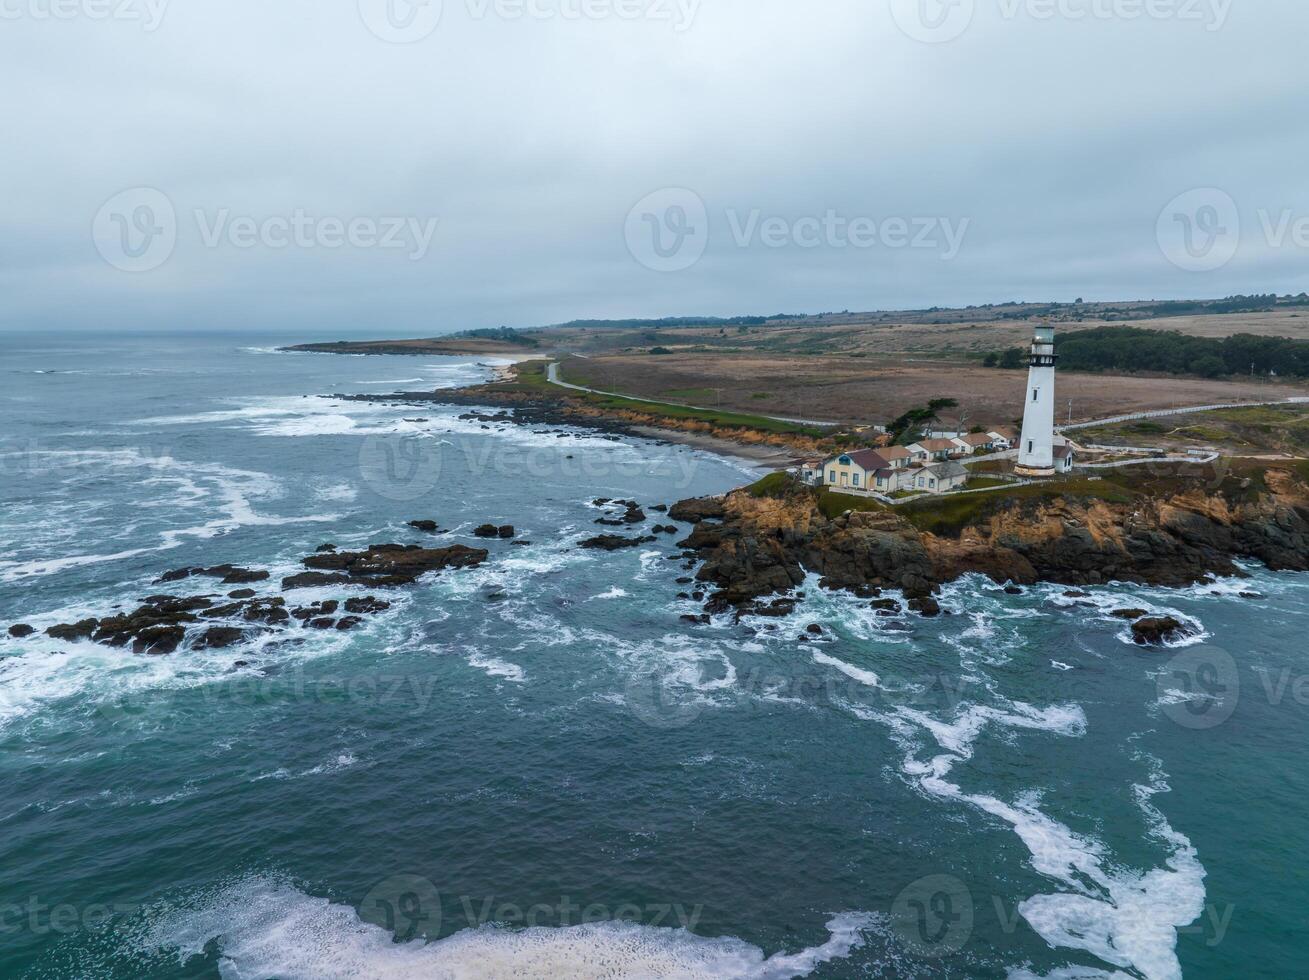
[818,449,905,493]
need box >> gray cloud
[1,0,1306,333]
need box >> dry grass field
[558,352,1309,429]
[321,301,1309,430]
[534,307,1309,360]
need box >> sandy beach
[629,425,799,473]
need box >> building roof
[874,468,898,479]
[987,426,1019,440]
[960,432,994,447]
[916,438,962,453]
[833,449,891,471]
[924,460,969,479]
[879,445,912,461]
[1053,445,1075,460]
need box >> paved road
[1060,397,1309,432]
[545,361,836,428]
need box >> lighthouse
[1016,323,1058,477]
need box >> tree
[1189,354,1227,378]
[983,352,1000,368]
[998,348,1025,369]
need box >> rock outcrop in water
[668,463,1309,632]
[283,543,488,589]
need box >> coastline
[627,425,796,472]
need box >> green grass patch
[494,359,555,394]
[898,478,1135,536]
[815,487,887,519]
[746,472,796,498]
[1126,421,1167,435]
[586,392,824,435]
[964,476,1012,490]
[661,387,717,401]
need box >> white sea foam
[0,449,334,583]
[464,650,526,684]
[812,652,880,688]
[137,876,874,979]
[1041,585,1207,648]
[591,586,629,600]
[890,698,1202,980]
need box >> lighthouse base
[1014,465,1056,479]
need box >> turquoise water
[1,333,1306,979]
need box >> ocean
[1,332,1305,979]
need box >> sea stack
[1016,322,1058,477]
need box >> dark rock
[650,504,668,513]
[8,624,36,639]
[45,619,103,641]
[408,520,440,533]
[155,565,269,586]
[668,497,726,524]
[676,577,694,585]
[1004,585,1024,595]
[870,598,901,612]
[680,614,711,625]
[473,524,501,538]
[227,589,257,599]
[292,600,339,621]
[1132,617,1196,646]
[1063,590,1091,598]
[498,526,516,539]
[344,596,390,615]
[221,568,270,585]
[805,624,823,635]
[132,625,186,655]
[750,598,797,618]
[335,616,365,631]
[652,525,678,535]
[299,543,488,585]
[308,617,336,630]
[193,626,250,650]
[282,572,354,590]
[1111,608,1148,620]
[316,543,338,552]
[579,534,658,551]
[1239,591,1263,599]
[909,597,941,617]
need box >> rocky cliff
[670,464,1309,616]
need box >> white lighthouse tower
[1016,322,1058,477]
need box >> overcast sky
[2,0,1306,334]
